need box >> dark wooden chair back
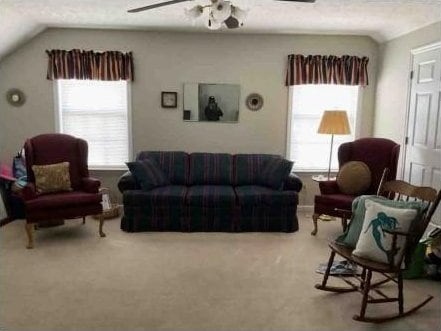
[377,179,441,269]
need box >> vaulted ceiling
[1,0,440,61]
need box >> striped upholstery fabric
[46,49,134,81]
[126,159,170,191]
[233,154,279,186]
[259,158,293,190]
[120,152,301,234]
[235,186,298,206]
[189,153,233,185]
[286,55,369,86]
[123,186,187,206]
[121,186,187,232]
[186,207,235,232]
[137,151,189,185]
[237,205,298,232]
[186,185,236,207]
[121,206,184,232]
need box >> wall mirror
[183,83,240,123]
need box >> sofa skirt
[121,203,298,233]
[236,204,298,232]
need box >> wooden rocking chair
[315,178,441,323]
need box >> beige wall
[0,28,378,204]
[373,22,441,176]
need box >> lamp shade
[317,110,351,135]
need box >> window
[287,84,360,172]
[56,79,131,169]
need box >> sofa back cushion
[137,151,188,185]
[233,154,280,186]
[189,153,233,185]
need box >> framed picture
[183,83,240,122]
[161,91,177,108]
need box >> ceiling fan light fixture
[211,0,232,22]
[206,16,222,30]
[224,15,240,29]
[231,5,247,22]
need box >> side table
[311,175,337,235]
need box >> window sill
[89,166,127,171]
[293,169,338,174]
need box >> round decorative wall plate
[246,93,263,111]
[6,88,26,107]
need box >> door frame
[401,41,441,180]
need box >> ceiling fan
[128,0,316,30]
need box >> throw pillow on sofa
[32,161,72,193]
[259,158,293,190]
[126,158,170,191]
[352,198,424,266]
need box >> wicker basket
[92,188,120,220]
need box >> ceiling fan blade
[276,0,316,2]
[128,0,193,13]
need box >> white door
[404,42,441,227]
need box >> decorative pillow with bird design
[352,199,423,266]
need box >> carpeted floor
[0,213,440,331]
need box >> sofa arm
[283,173,303,192]
[82,177,101,193]
[22,183,37,201]
[319,180,340,194]
[118,171,138,193]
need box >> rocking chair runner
[315,179,441,323]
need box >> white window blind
[57,79,130,169]
[288,84,360,172]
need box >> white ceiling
[0,0,440,61]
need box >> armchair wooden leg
[311,213,319,235]
[99,214,106,238]
[82,216,86,224]
[25,223,34,249]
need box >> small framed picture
[161,91,177,108]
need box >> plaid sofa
[118,152,302,233]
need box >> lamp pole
[327,134,334,180]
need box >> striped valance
[286,54,369,86]
[46,49,134,81]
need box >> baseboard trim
[298,205,313,213]
[0,217,13,227]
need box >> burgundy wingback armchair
[22,134,104,248]
[312,138,400,236]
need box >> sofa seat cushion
[186,185,236,207]
[26,191,102,211]
[315,193,355,211]
[235,185,298,206]
[124,186,187,206]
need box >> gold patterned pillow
[32,162,72,193]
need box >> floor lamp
[317,110,351,180]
